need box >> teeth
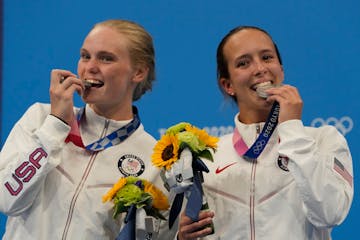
[83,79,104,88]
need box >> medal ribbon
[232,102,280,159]
[65,106,141,151]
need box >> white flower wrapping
[135,208,159,239]
[163,148,194,194]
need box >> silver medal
[256,82,274,98]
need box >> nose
[85,58,100,74]
[253,59,267,76]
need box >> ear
[132,65,149,83]
[220,77,234,96]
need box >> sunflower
[185,125,219,149]
[102,177,127,203]
[143,180,170,210]
[152,134,180,170]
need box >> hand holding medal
[257,82,303,123]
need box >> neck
[89,103,133,121]
[238,112,268,124]
[237,106,271,124]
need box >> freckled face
[77,26,139,110]
[221,29,284,112]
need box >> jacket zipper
[250,124,261,240]
[61,119,110,240]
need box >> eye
[80,52,90,61]
[262,54,274,62]
[99,54,114,63]
[236,59,249,68]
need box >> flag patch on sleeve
[333,157,353,187]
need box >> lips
[83,79,104,89]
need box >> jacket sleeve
[0,103,70,216]
[278,120,353,227]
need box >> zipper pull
[256,124,261,135]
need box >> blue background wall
[1,0,359,238]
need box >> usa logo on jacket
[118,154,145,177]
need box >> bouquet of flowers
[102,176,169,240]
[151,122,218,231]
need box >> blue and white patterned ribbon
[70,106,141,151]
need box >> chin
[81,95,96,104]
[261,100,272,106]
[254,100,272,110]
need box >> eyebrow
[234,54,250,62]
[80,48,117,57]
[260,49,276,54]
[96,51,117,56]
[234,49,275,60]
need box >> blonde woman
[0,19,173,240]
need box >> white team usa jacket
[0,103,175,240]
[202,116,353,240]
